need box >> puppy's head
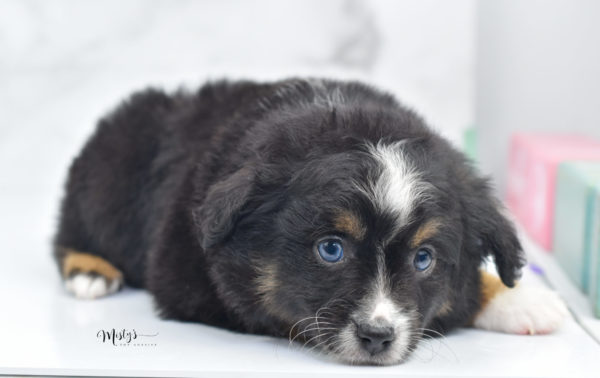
[194,104,524,365]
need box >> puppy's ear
[194,166,255,250]
[464,178,525,288]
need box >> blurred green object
[591,190,600,318]
[463,127,477,163]
[553,161,600,318]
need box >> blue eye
[317,239,344,263]
[414,248,433,271]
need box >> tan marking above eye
[333,210,366,240]
[410,218,443,248]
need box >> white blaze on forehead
[366,141,432,226]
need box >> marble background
[0,0,474,277]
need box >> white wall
[476,0,600,196]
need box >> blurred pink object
[507,133,600,250]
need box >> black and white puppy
[54,78,567,365]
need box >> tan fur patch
[253,261,297,323]
[334,210,366,240]
[479,270,509,309]
[410,218,443,248]
[255,262,279,303]
[467,270,511,326]
[436,300,453,316]
[62,249,123,281]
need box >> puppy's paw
[61,249,123,300]
[65,272,122,299]
[473,285,568,335]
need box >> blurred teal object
[463,126,477,163]
[590,190,600,318]
[553,162,600,299]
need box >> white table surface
[0,228,599,378]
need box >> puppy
[54,78,567,365]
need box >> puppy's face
[196,110,523,365]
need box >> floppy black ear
[194,166,255,250]
[464,179,525,288]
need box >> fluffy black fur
[54,78,524,363]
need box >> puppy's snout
[356,322,395,355]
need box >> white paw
[474,285,569,335]
[64,273,122,299]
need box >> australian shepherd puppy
[54,78,567,365]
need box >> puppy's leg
[60,248,123,299]
[473,271,568,335]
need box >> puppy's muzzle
[355,321,395,355]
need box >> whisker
[416,328,459,363]
[288,316,317,342]
[306,333,337,353]
[291,324,337,344]
[301,332,331,350]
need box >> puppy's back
[53,81,271,288]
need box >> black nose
[356,322,395,355]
